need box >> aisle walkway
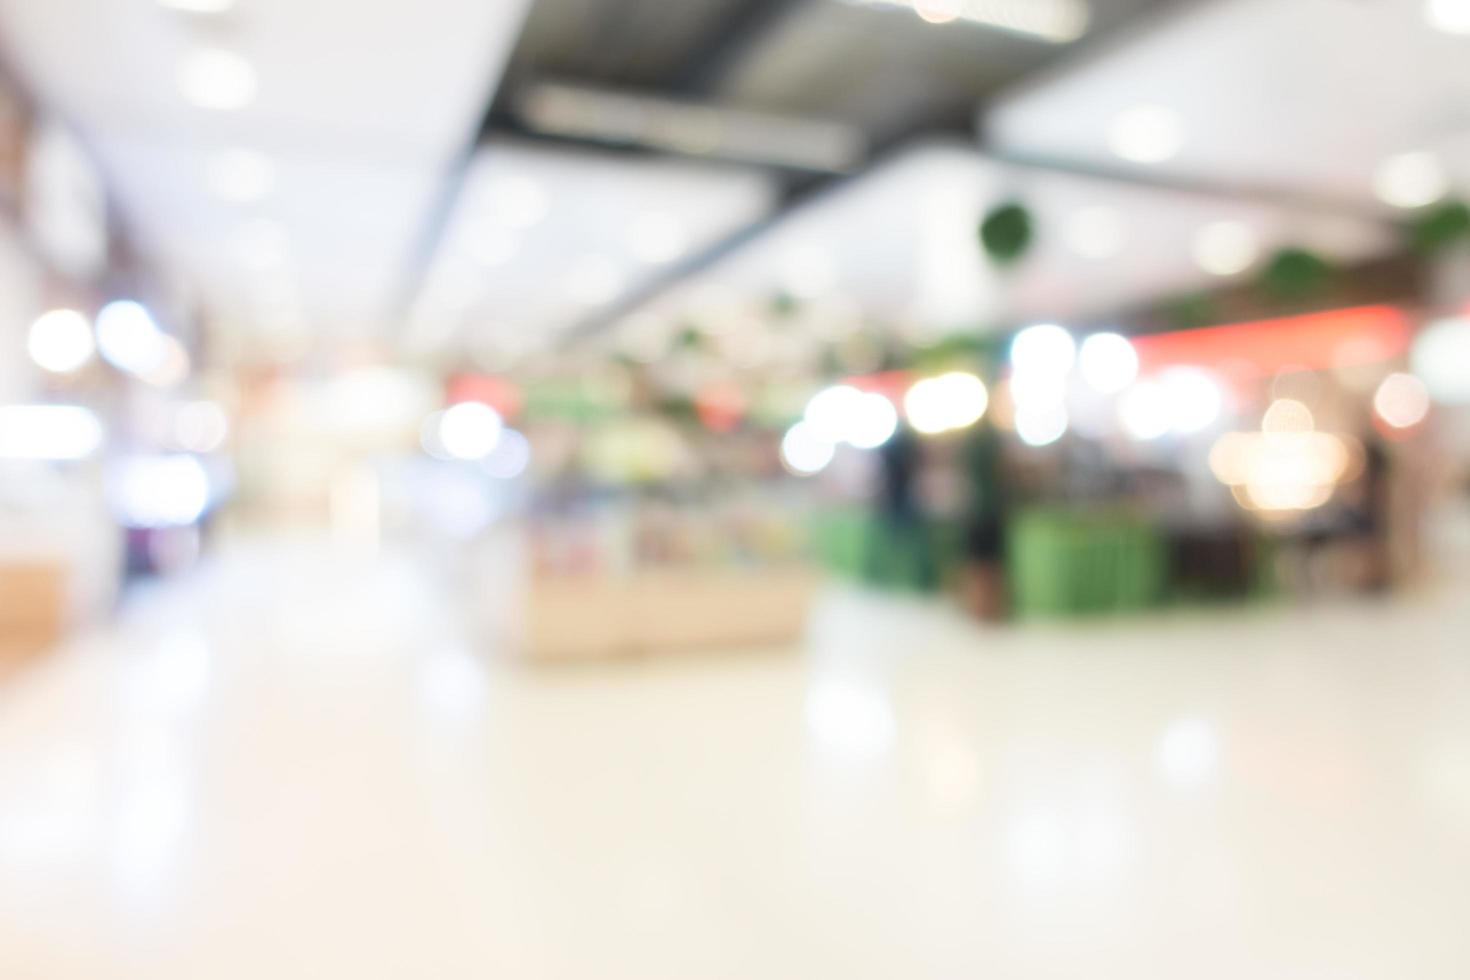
[2,537,1469,978]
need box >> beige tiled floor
[2,536,1469,978]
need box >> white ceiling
[631,141,1394,345]
[407,141,778,360]
[0,0,532,333]
[0,0,1439,361]
[986,0,1470,204]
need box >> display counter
[521,564,819,661]
[0,562,66,672]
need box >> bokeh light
[1107,104,1185,164]
[803,384,864,444]
[0,404,104,460]
[1159,367,1224,434]
[1411,316,1470,404]
[483,428,532,479]
[107,455,212,528]
[140,335,193,388]
[1010,324,1076,377]
[904,371,988,435]
[27,309,95,374]
[1015,402,1068,447]
[1191,220,1258,276]
[1373,151,1448,209]
[1261,397,1314,435]
[781,421,835,475]
[435,402,505,461]
[1210,427,1350,514]
[96,301,169,376]
[172,401,230,453]
[1373,372,1431,430]
[1077,332,1138,394]
[847,392,899,449]
[1117,380,1171,441]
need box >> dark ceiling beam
[390,32,534,331]
[392,0,812,327]
[554,176,833,346]
[665,0,815,96]
[484,110,854,176]
[555,126,932,346]
[401,0,1388,350]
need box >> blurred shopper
[957,418,1009,621]
[1293,430,1396,596]
[1349,433,1394,592]
[866,425,939,591]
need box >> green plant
[1408,200,1470,253]
[979,201,1034,266]
[1260,246,1333,299]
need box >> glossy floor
[2,537,1468,978]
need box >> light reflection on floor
[2,536,1469,977]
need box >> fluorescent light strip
[518,83,867,173]
[843,0,1090,41]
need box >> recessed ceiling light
[1191,221,1259,276]
[628,212,688,264]
[1107,105,1185,164]
[177,47,257,111]
[914,0,960,24]
[839,0,1089,42]
[1063,205,1126,259]
[1425,0,1470,34]
[1373,151,1449,209]
[157,0,235,13]
[206,148,274,203]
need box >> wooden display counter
[0,562,66,676]
[520,565,820,662]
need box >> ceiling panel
[0,0,533,332]
[635,142,1396,340]
[407,140,778,359]
[986,0,1470,205]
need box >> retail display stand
[0,563,66,675]
[521,565,819,661]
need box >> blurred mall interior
[4,0,1470,975]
